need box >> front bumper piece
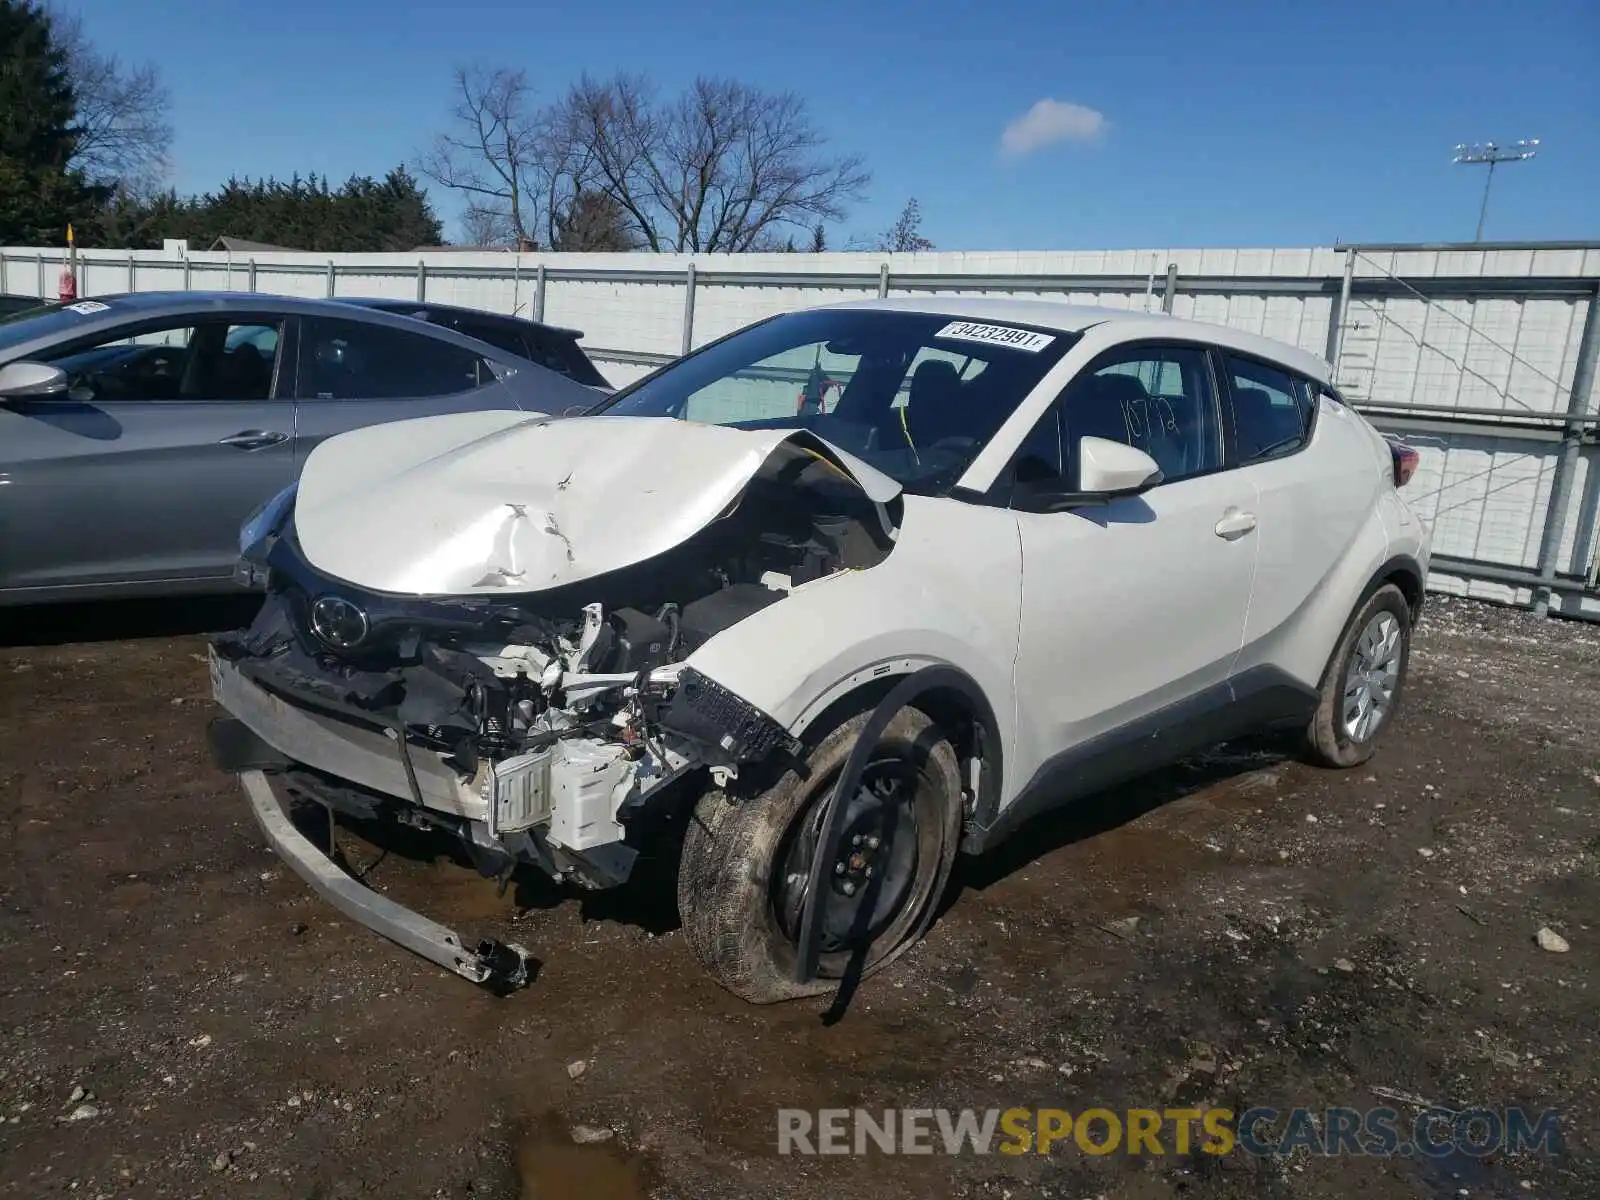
[240,769,533,990]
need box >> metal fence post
[326,261,336,298]
[878,262,890,298]
[681,263,697,356]
[1532,282,1600,616]
[36,253,44,298]
[0,250,7,293]
[1161,263,1178,313]
[534,264,546,322]
[1327,249,1355,375]
[416,260,426,301]
[182,255,192,290]
[247,258,257,293]
[128,252,136,292]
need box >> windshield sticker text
[934,321,1054,353]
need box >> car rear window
[433,314,529,363]
[528,330,609,388]
[344,301,608,389]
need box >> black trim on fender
[1368,552,1427,626]
[963,665,1318,855]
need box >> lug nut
[852,834,863,847]
[866,835,881,850]
[833,862,845,876]
[863,866,873,878]
[841,881,857,896]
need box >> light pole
[1452,140,1539,242]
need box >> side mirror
[1011,436,1163,512]
[0,361,68,399]
[1077,436,1163,495]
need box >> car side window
[1226,354,1315,463]
[39,319,282,402]
[298,317,490,401]
[1007,402,1066,485]
[1057,344,1221,487]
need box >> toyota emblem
[309,595,369,649]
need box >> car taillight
[1389,440,1419,487]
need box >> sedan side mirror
[1077,436,1163,495]
[0,361,68,399]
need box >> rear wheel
[677,707,961,1004]
[1306,583,1411,767]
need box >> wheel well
[793,672,1003,826]
[1375,558,1424,621]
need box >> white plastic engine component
[545,738,633,851]
[486,747,554,834]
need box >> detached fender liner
[239,770,532,990]
[793,664,974,985]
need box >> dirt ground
[1,593,1596,1199]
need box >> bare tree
[551,188,639,251]
[878,198,934,252]
[51,7,172,191]
[560,74,869,252]
[416,66,596,250]
[459,205,516,247]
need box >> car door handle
[1214,509,1257,540]
[218,430,289,451]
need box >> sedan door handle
[218,430,289,451]
[1214,509,1257,540]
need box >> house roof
[208,236,301,253]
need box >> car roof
[339,297,585,341]
[0,291,537,365]
[826,296,1332,383]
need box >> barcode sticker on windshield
[935,321,1054,353]
[65,300,109,315]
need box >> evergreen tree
[878,198,934,253]
[95,167,444,251]
[0,0,109,243]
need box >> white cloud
[999,99,1107,158]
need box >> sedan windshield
[0,301,93,353]
[595,308,1077,493]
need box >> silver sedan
[0,292,601,604]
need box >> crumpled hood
[292,411,902,596]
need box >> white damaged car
[207,298,1429,1002]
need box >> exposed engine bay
[210,432,901,900]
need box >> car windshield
[0,301,100,353]
[594,308,1077,493]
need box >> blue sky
[54,0,1599,249]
